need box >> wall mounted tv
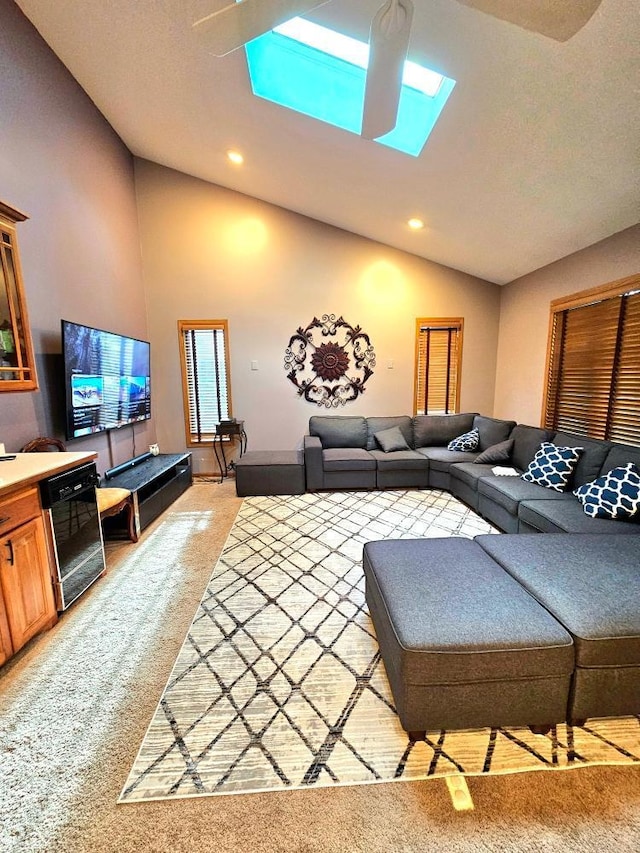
[62,319,151,440]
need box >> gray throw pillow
[475,438,514,465]
[375,426,410,453]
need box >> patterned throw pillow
[447,428,479,452]
[573,463,640,519]
[521,442,583,492]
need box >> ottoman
[477,534,640,721]
[363,537,574,734]
[235,450,305,497]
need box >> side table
[214,420,248,483]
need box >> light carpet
[119,489,640,803]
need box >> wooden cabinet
[0,486,57,662]
[0,200,38,391]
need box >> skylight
[274,18,445,97]
[244,17,456,157]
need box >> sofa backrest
[600,442,640,476]
[472,415,516,451]
[510,425,555,471]
[551,431,612,488]
[366,416,414,450]
[309,416,367,449]
[413,413,477,448]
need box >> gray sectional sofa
[303,412,640,733]
[304,413,515,492]
[303,413,640,535]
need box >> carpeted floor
[1,480,639,853]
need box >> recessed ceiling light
[408,218,425,230]
[227,150,244,165]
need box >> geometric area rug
[119,490,640,803]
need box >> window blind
[415,320,462,415]
[179,322,230,444]
[544,285,640,446]
[608,291,640,446]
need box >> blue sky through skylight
[244,17,456,157]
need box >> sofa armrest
[304,434,324,492]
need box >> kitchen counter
[0,451,97,498]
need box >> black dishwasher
[39,462,106,611]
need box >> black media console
[103,452,192,535]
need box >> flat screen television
[62,319,151,440]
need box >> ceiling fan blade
[193,0,330,56]
[361,0,414,141]
[455,0,603,42]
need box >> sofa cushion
[447,428,479,452]
[479,475,574,516]
[475,438,514,465]
[600,442,640,475]
[518,498,640,534]
[309,416,367,449]
[449,461,496,488]
[370,449,430,471]
[473,415,516,450]
[322,448,376,471]
[417,447,479,471]
[521,442,583,492]
[476,534,640,668]
[413,413,476,448]
[550,431,612,488]
[374,425,411,453]
[509,425,555,472]
[366,416,413,450]
[573,463,640,520]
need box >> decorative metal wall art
[284,314,376,407]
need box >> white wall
[494,224,640,426]
[134,160,502,474]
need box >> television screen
[62,319,151,440]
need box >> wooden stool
[97,487,138,543]
[21,436,67,452]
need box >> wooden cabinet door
[0,593,13,665]
[0,516,57,653]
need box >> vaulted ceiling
[15,0,640,284]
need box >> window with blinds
[543,274,640,447]
[178,320,231,445]
[414,318,463,415]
